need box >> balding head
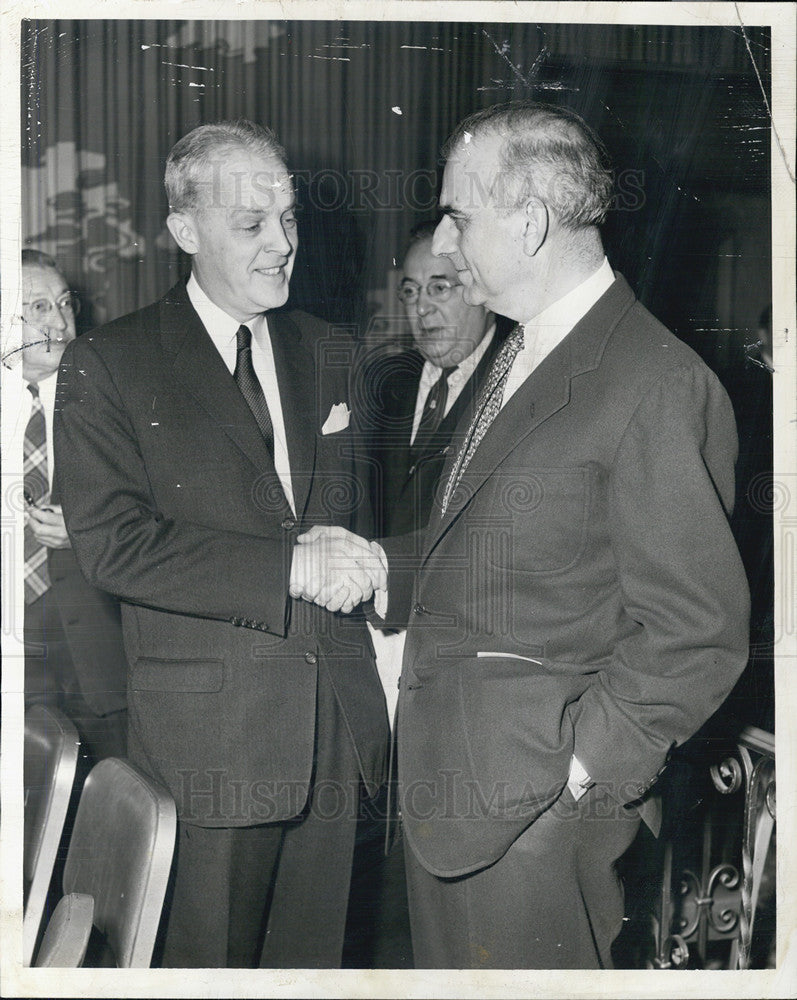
[21,250,76,382]
[441,101,614,230]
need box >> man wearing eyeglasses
[14,249,128,762]
[367,221,506,539]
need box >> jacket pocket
[484,466,591,574]
[132,657,224,693]
[476,651,543,666]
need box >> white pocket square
[322,402,351,435]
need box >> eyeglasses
[23,292,81,323]
[397,279,463,305]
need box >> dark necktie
[234,324,274,454]
[440,325,525,516]
[412,366,457,451]
[24,383,50,603]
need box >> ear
[520,197,549,257]
[166,212,200,256]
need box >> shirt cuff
[369,541,388,619]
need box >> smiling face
[432,132,530,321]
[21,264,77,383]
[168,147,297,322]
[400,237,492,368]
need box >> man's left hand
[27,503,71,549]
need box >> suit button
[413,603,428,615]
[408,465,416,477]
[230,616,241,626]
[304,651,318,664]
[281,518,296,530]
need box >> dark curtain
[21,20,770,353]
[20,20,774,730]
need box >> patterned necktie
[24,383,50,603]
[440,324,525,517]
[234,324,274,454]
[412,365,457,451]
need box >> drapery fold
[21,19,770,356]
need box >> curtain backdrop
[18,17,775,727]
[21,18,770,362]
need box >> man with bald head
[55,120,389,967]
[296,102,750,968]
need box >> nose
[50,301,70,330]
[415,290,437,317]
[431,216,457,257]
[259,217,295,259]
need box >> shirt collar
[186,273,267,347]
[420,322,496,388]
[522,257,614,342]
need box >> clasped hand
[26,502,71,549]
[289,526,387,614]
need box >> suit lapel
[436,330,502,441]
[160,284,278,476]
[266,311,317,519]
[429,344,572,546]
[425,275,636,555]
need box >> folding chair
[34,757,177,967]
[23,704,80,966]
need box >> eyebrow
[229,209,264,220]
[228,202,297,220]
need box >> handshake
[289,525,388,614]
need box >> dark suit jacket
[366,335,502,538]
[55,281,389,826]
[382,274,750,877]
[47,546,128,717]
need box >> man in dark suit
[367,221,503,539]
[295,102,750,968]
[55,120,389,968]
[17,249,127,762]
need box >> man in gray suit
[295,102,750,969]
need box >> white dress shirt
[187,274,296,515]
[410,324,496,445]
[502,257,615,409]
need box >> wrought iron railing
[653,725,775,970]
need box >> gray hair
[165,119,286,214]
[442,101,614,229]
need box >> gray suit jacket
[383,274,750,877]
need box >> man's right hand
[289,526,387,614]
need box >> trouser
[160,666,362,968]
[404,784,641,969]
[24,593,127,761]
